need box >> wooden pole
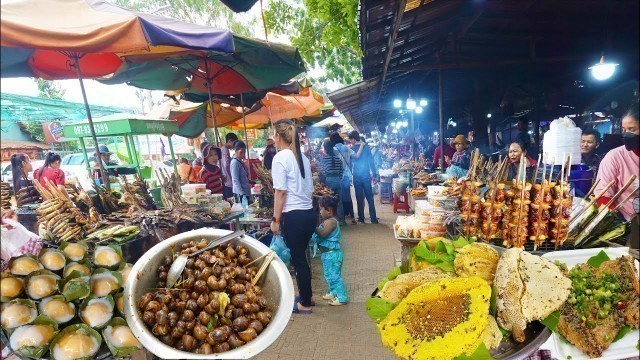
[438,69,445,170]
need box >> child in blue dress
[312,196,348,305]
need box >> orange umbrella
[229,87,325,128]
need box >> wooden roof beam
[374,0,407,123]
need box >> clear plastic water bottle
[241,196,248,217]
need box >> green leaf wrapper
[48,323,102,360]
[365,297,397,323]
[102,317,142,358]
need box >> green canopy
[100,36,306,95]
[62,114,178,138]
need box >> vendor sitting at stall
[190,157,202,183]
[506,140,536,182]
[445,135,471,178]
[177,157,192,183]
[199,142,224,195]
[34,151,70,200]
[91,145,137,186]
[581,128,604,176]
[10,153,34,194]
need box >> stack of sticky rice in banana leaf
[0,244,141,359]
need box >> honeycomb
[402,293,470,341]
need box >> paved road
[260,196,400,359]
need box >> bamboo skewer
[568,180,615,227]
[554,154,567,249]
[604,175,637,209]
[583,179,600,201]
[571,176,637,245]
[251,251,275,286]
[243,251,270,269]
[613,187,639,212]
[533,161,548,250]
[513,155,527,248]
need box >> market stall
[62,114,180,185]
[382,150,638,359]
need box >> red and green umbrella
[100,36,306,141]
[146,100,243,138]
[1,0,234,187]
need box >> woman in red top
[34,152,69,199]
[199,142,224,194]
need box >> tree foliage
[35,79,66,100]
[113,0,258,37]
[263,0,362,86]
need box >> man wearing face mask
[594,104,639,221]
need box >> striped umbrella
[1,0,234,187]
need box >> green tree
[264,0,362,86]
[113,0,258,37]
[35,79,66,100]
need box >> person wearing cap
[91,145,136,185]
[230,140,252,203]
[449,135,471,169]
[199,142,224,194]
[445,135,471,178]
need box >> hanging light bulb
[402,121,408,127]
[419,99,428,107]
[393,99,402,108]
[415,107,423,114]
[589,55,618,81]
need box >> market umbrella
[146,99,243,138]
[99,36,306,142]
[241,87,325,126]
[302,104,337,124]
[1,0,233,188]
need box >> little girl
[312,196,348,305]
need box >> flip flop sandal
[295,295,315,306]
[292,302,313,314]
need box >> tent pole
[72,54,110,191]
[241,94,250,160]
[204,60,220,145]
[438,68,445,171]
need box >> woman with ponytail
[34,151,68,198]
[10,153,34,193]
[271,119,316,314]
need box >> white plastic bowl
[123,228,294,359]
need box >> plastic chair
[380,182,393,204]
[393,192,410,213]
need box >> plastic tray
[541,248,640,360]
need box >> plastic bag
[269,234,291,265]
[1,218,42,271]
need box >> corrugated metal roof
[330,0,639,132]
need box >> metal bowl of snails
[123,228,295,359]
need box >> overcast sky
[1,77,147,111]
[0,0,337,114]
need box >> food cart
[62,114,180,191]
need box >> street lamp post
[394,95,427,160]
